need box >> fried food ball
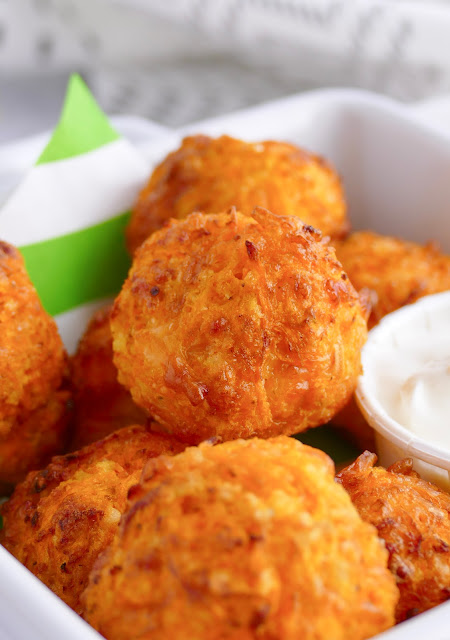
[83,437,397,640]
[112,208,368,444]
[126,134,349,253]
[70,305,148,450]
[334,231,450,329]
[0,241,70,489]
[337,451,450,622]
[0,423,185,613]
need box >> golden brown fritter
[70,305,148,450]
[334,231,450,329]
[337,452,450,622]
[126,134,349,253]
[83,437,397,640]
[0,241,70,489]
[112,208,368,444]
[1,423,185,613]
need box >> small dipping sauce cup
[356,291,450,490]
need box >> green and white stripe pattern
[0,75,148,352]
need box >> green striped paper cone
[0,75,148,352]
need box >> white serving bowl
[2,88,450,639]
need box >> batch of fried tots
[1,134,450,640]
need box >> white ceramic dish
[1,88,450,639]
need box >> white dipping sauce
[398,357,450,445]
[360,292,450,453]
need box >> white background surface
[4,0,450,140]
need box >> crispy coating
[0,423,185,612]
[70,306,148,450]
[126,134,349,253]
[83,437,397,640]
[0,390,71,492]
[0,241,70,488]
[337,452,450,622]
[334,231,450,329]
[112,208,368,443]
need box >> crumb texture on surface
[83,436,398,640]
[1,424,185,612]
[113,208,368,443]
[338,451,450,622]
[126,134,348,253]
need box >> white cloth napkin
[3,0,450,136]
